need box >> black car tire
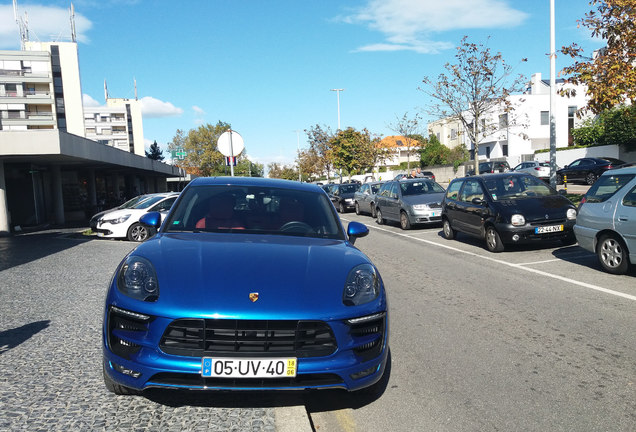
[370,203,377,218]
[561,234,577,246]
[585,172,597,185]
[596,234,630,275]
[400,211,411,230]
[127,223,149,242]
[556,174,564,185]
[442,218,456,240]
[376,208,384,225]
[355,202,361,215]
[339,202,346,213]
[485,226,505,252]
[103,365,139,396]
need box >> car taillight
[534,167,540,171]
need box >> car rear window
[584,174,636,203]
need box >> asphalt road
[1,215,634,431]
[306,212,635,432]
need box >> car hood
[128,233,374,319]
[493,196,574,221]
[99,208,145,220]
[402,193,445,206]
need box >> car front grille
[160,319,337,358]
[348,314,386,362]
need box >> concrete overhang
[0,130,182,176]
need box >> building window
[540,111,549,125]
[485,146,491,158]
[450,129,457,139]
[436,132,440,141]
[503,144,508,156]
[568,106,577,146]
[499,114,508,128]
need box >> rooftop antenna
[104,80,109,101]
[70,3,77,43]
[13,0,29,49]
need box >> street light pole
[330,88,344,130]
[549,0,557,189]
[294,129,301,182]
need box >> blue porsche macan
[103,177,389,394]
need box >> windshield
[485,175,557,200]
[400,180,445,196]
[118,195,147,209]
[585,174,635,203]
[164,185,344,239]
[133,195,169,209]
[339,184,359,194]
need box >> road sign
[217,130,244,157]
[171,148,187,160]
[225,156,237,166]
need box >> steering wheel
[280,221,314,233]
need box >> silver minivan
[574,165,636,274]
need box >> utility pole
[330,89,344,130]
[549,0,557,189]
[294,130,301,182]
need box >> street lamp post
[294,129,301,182]
[330,88,344,130]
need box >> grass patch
[82,229,94,236]
[565,194,583,207]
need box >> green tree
[145,140,165,161]
[330,128,380,179]
[419,134,450,167]
[267,163,298,180]
[305,125,335,180]
[561,0,636,114]
[420,36,527,173]
[167,121,233,177]
[573,105,636,150]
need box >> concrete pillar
[0,161,10,236]
[51,165,65,225]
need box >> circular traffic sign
[217,130,245,157]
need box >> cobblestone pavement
[0,231,278,431]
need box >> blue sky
[1,1,602,169]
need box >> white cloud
[192,106,205,115]
[341,0,528,54]
[139,96,184,118]
[0,4,92,49]
[82,94,102,107]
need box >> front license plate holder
[535,225,564,234]
[201,357,297,378]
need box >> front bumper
[95,222,128,239]
[494,220,576,244]
[407,208,442,224]
[103,304,389,392]
[573,224,597,253]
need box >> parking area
[341,212,636,302]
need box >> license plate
[201,357,297,378]
[535,225,563,234]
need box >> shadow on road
[0,320,51,356]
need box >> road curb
[275,405,313,432]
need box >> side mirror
[471,197,485,206]
[140,211,162,229]
[347,221,369,245]
[563,164,569,169]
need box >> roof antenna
[70,3,77,43]
[13,0,29,49]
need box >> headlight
[343,264,380,306]
[412,204,428,210]
[567,208,577,220]
[345,198,354,203]
[104,214,131,224]
[511,214,525,226]
[117,256,159,302]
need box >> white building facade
[428,73,591,166]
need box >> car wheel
[127,222,149,242]
[370,203,377,218]
[376,208,384,225]
[585,172,597,185]
[556,174,563,185]
[400,211,411,230]
[103,365,139,396]
[355,202,361,215]
[442,218,456,240]
[596,234,630,275]
[339,202,346,213]
[485,226,504,252]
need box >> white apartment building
[84,97,145,156]
[0,39,179,234]
[428,73,591,166]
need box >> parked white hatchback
[95,192,179,242]
[574,165,636,274]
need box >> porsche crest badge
[249,292,259,302]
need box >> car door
[443,179,464,229]
[359,184,370,208]
[375,182,392,215]
[456,179,488,236]
[616,184,636,257]
[571,159,593,182]
[383,182,401,221]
